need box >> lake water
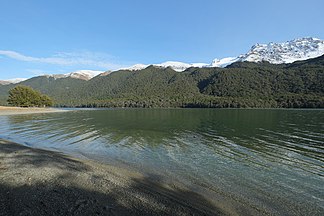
[0,109,323,215]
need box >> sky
[0,0,324,80]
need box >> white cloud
[0,50,125,70]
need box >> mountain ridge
[0,54,323,108]
[0,70,103,85]
[120,37,324,72]
[1,37,324,84]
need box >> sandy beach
[0,139,235,216]
[0,106,68,116]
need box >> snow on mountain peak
[121,61,209,72]
[113,37,324,73]
[2,37,323,83]
[120,64,149,71]
[240,37,324,64]
[210,57,239,67]
[0,78,27,85]
[67,70,103,80]
[46,70,104,80]
[155,61,195,72]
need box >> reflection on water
[0,109,323,215]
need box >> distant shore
[0,106,68,116]
[0,139,239,215]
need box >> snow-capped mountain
[0,81,10,85]
[120,64,149,71]
[45,70,104,80]
[0,78,27,85]
[154,61,209,72]
[120,61,209,72]
[68,70,103,80]
[121,37,324,72]
[0,70,104,84]
[237,37,324,64]
[210,57,240,67]
[2,37,324,81]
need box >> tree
[40,94,53,107]
[7,85,53,107]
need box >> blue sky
[0,0,324,79]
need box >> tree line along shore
[0,55,323,109]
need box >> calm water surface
[0,109,323,215]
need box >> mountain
[120,64,149,71]
[1,55,323,108]
[44,70,104,81]
[237,37,324,64]
[209,57,239,67]
[0,81,11,85]
[154,61,209,72]
[1,37,323,108]
[0,78,27,85]
[120,37,324,71]
[2,37,323,81]
[0,75,88,106]
[0,70,103,85]
[121,61,209,72]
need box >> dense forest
[1,55,324,108]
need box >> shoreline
[0,106,69,116]
[0,138,248,215]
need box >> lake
[0,109,323,215]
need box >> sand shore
[0,139,234,216]
[0,106,68,116]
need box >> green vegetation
[1,55,324,108]
[7,85,53,107]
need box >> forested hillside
[1,55,323,108]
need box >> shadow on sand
[0,140,224,216]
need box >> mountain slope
[0,70,103,86]
[82,56,324,108]
[120,37,324,71]
[0,57,323,108]
[2,37,323,83]
[0,76,88,106]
